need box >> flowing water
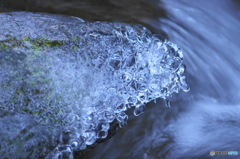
[1,0,240,158]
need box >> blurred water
[159,0,240,103]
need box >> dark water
[1,0,240,158]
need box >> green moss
[72,37,80,42]
[0,37,16,50]
[22,37,66,50]
[0,36,23,49]
[71,46,78,50]
[0,43,7,48]
[29,38,65,50]
[0,36,66,50]
[57,109,61,114]
[32,111,39,115]
[1,35,67,51]
[23,37,31,42]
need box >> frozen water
[0,13,189,158]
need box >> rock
[0,12,188,158]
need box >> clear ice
[0,20,189,158]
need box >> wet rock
[0,12,188,158]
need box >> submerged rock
[0,12,189,158]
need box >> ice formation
[0,13,189,159]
